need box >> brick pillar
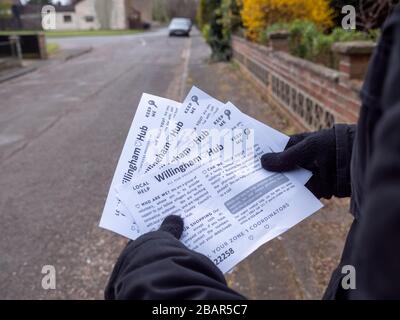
[268,31,290,53]
[37,32,48,60]
[332,41,375,81]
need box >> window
[63,15,72,23]
[84,16,95,23]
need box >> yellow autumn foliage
[241,0,334,41]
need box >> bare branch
[357,0,397,30]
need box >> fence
[232,34,375,130]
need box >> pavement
[184,37,353,299]
[0,28,352,299]
[0,48,92,84]
[0,65,36,84]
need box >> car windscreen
[169,21,189,29]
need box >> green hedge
[261,20,379,68]
[0,3,11,19]
[197,0,242,61]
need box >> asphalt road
[0,28,193,299]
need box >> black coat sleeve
[334,124,356,198]
[348,12,400,299]
[105,231,246,300]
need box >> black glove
[261,125,355,199]
[159,215,184,239]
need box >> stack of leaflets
[100,86,322,273]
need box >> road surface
[0,28,193,299]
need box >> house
[68,0,153,30]
[21,0,123,30]
[6,0,153,31]
[54,0,101,31]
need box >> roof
[20,4,76,15]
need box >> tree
[0,2,11,19]
[152,0,168,23]
[241,0,334,41]
[330,0,400,30]
[357,0,399,30]
[197,0,232,61]
[152,0,198,23]
[220,0,242,37]
[330,0,357,27]
[196,0,215,29]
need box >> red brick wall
[232,36,362,130]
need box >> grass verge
[46,43,60,56]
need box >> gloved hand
[158,215,184,239]
[105,215,245,300]
[261,128,339,199]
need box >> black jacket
[324,6,400,299]
[105,7,400,300]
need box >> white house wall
[52,0,128,31]
[75,0,101,30]
[94,0,127,30]
[109,0,127,30]
[55,12,78,30]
